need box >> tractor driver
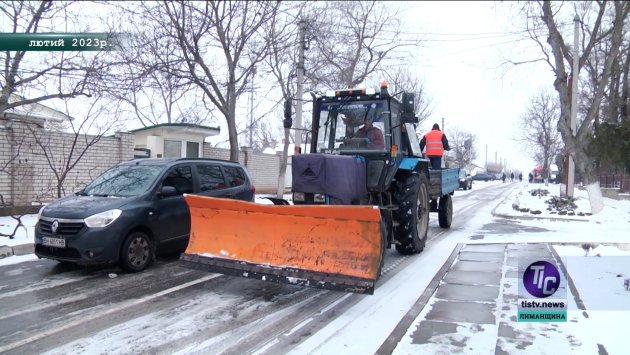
[341,113,384,149]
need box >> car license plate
[42,237,66,248]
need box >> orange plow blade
[179,194,384,294]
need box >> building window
[164,140,181,158]
[186,141,199,158]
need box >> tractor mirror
[401,92,417,123]
[283,99,293,128]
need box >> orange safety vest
[424,130,444,156]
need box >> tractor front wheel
[393,173,430,254]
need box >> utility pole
[485,144,488,170]
[249,66,256,148]
[567,15,579,197]
[294,19,306,154]
[442,117,444,132]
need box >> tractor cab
[310,83,419,159]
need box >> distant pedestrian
[528,172,533,183]
[510,172,514,182]
[519,172,523,182]
[501,172,506,183]
[419,123,450,169]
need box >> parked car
[472,172,495,182]
[35,158,255,272]
[459,170,473,190]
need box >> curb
[492,212,589,223]
[376,243,464,355]
[0,243,34,259]
[491,185,589,223]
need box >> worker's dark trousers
[428,156,442,169]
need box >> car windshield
[82,165,165,197]
[316,100,387,152]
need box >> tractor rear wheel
[393,173,430,254]
[438,194,453,228]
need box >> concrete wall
[0,119,134,205]
[203,144,280,193]
[0,119,282,207]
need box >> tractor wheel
[120,231,153,272]
[393,173,430,254]
[438,194,453,228]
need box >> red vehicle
[532,165,544,183]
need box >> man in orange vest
[419,123,450,169]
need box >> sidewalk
[384,183,629,354]
[389,242,593,354]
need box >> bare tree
[108,2,214,128]
[0,1,107,114]
[0,123,25,240]
[260,2,305,197]
[129,1,281,162]
[26,98,122,198]
[517,90,563,181]
[447,126,478,170]
[541,0,628,212]
[382,67,434,125]
[514,1,629,212]
[304,1,418,90]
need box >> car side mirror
[159,186,177,197]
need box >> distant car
[472,172,494,182]
[35,158,255,272]
[459,170,472,190]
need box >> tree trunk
[276,128,291,198]
[227,83,239,162]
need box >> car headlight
[84,209,122,228]
[37,205,46,220]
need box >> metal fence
[599,174,630,192]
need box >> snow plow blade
[179,194,384,295]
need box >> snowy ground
[391,182,630,355]
[1,184,629,354]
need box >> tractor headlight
[84,209,122,228]
[293,192,305,202]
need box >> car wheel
[120,231,153,272]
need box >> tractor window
[317,100,387,152]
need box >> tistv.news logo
[518,259,566,322]
[522,260,560,298]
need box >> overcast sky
[403,1,552,173]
